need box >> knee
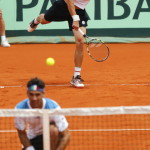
[37,14,48,24]
[75,38,84,52]
[76,37,84,47]
[50,124,59,138]
[37,14,44,23]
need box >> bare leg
[50,124,59,150]
[28,14,51,32]
[73,27,86,67]
[0,9,5,36]
[36,14,51,24]
[0,9,10,47]
[70,27,86,87]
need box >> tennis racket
[78,28,110,62]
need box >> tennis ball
[46,57,55,66]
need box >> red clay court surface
[0,43,150,149]
[0,43,149,108]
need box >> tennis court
[0,43,150,149]
[1,0,150,148]
[0,43,149,108]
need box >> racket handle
[78,28,86,37]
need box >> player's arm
[14,117,35,150]
[17,129,34,150]
[56,128,70,150]
[64,0,80,30]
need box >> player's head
[27,77,45,102]
[27,77,45,90]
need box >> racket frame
[78,28,110,62]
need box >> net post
[43,110,50,150]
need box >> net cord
[1,106,150,117]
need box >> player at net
[1,106,150,149]
[14,77,70,150]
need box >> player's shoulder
[44,98,60,109]
[15,99,29,109]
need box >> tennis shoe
[1,40,10,47]
[70,75,84,88]
[27,19,39,32]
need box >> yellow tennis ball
[46,57,55,66]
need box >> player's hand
[72,21,79,30]
[25,146,35,150]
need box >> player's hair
[27,77,45,89]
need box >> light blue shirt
[15,98,59,109]
[15,98,68,139]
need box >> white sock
[1,36,6,42]
[34,18,39,24]
[74,67,81,77]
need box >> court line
[47,83,150,86]
[69,129,150,131]
[0,83,149,88]
[0,85,22,88]
[1,128,150,133]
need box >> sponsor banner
[1,0,150,37]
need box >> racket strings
[88,39,109,62]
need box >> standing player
[27,0,90,88]
[14,77,70,150]
[0,8,10,47]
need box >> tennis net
[1,106,150,150]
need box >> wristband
[72,15,80,21]
[26,146,35,150]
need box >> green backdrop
[1,0,150,43]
